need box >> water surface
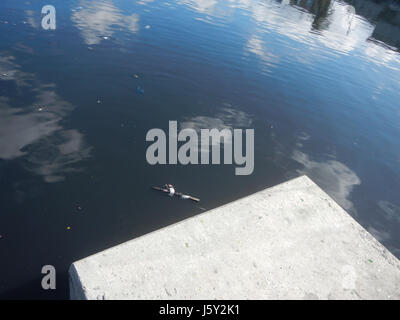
[1,0,400,298]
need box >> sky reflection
[71,0,140,45]
[0,54,91,183]
[178,0,400,70]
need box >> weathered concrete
[69,175,400,300]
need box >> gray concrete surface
[69,175,400,300]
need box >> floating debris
[136,86,144,94]
[152,184,200,202]
[145,25,151,29]
[33,105,45,111]
[103,36,110,40]
[97,100,101,104]
[133,74,140,79]
[76,205,83,212]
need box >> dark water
[1,0,400,299]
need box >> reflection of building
[344,0,400,50]
[285,0,400,52]
[289,0,333,31]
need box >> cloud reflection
[178,0,400,69]
[179,106,252,151]
[246,35,279,70]
[367,226,390,242]
[23,129,92,183]
[25,10,39,29]
[292,149,360,211]
[290,129,361,213]
[0,54,91,183]
[71,0,139,45]
[0,97,62,160]
[181,106,252,132]
[0,55,34,86]
[177,0,218,14]
[378,200,400,224]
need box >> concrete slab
[69,175,400,300]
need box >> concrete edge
[71,175,310,265]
